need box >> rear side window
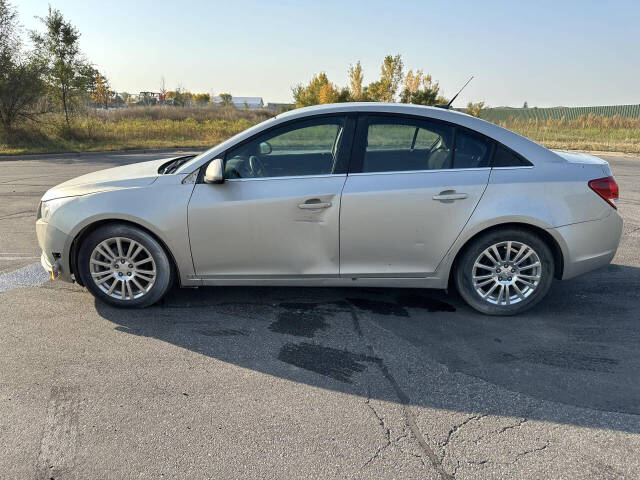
[453,130,492,168]
[362,117,454,172]
[492,144,533,167]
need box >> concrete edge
[0,147,208,162]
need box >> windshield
[176,116,278,173]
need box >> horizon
[15,0,640,108]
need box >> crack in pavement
[349,306,454,480]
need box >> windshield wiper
[158,155,196,174]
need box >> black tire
[454,228,555,316]
[77,223,173,308]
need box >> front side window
[362,117,454,172]
[224,116,346,179]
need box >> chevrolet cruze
[36,103,622,315]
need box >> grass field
[1,107,639,156]
[0,107,273,155]
[499,114,640,154]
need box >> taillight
[588,176,619,209]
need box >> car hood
[41,158,170,201]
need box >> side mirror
[259,141,272,155]
[204,158,224,184]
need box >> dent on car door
[339,115,493,277]
[187,115,355,279]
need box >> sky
[15,0,640,107]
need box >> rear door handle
[298,199,332,209]
[432,192,468,201]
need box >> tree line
[292,54,485,116]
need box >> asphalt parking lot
[1,150,639,479]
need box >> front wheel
[77,224,173,308]
[454,229,555,315]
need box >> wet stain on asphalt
[269,310,329,338]
[395,294,456,312]
[347,298,409,317]
[494,349,619,373]
[278,342,380,383]
[195,328,248,337]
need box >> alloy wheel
[89,236,157,301]
[471,241,542,306]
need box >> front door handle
[432,191,468,201]
[298,199,332,209]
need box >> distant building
[213,96,264,109]
[265,102,295,113]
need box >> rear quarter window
[492,144,533,167]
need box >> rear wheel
[454,228,554,315]
[78,224,173,308]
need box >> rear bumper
[552,211,623,280]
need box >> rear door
[339,114,492,277]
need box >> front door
[339,115,493,276]
[188,115,353,279]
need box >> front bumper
[553,211,623,280]
[36,218,73,282]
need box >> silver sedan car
[36,103,622,315]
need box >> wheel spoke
[95,274,112,285]
[91,269,111,277]
[476,278,494,288]
[106,279,118,295]
[96,246,114,261]
[516,278,536,288]
[505,241,512,262]
[135,269,156,275]
[101,241,117,260]
[473,273,493,281]
[513,283,526,300]
[511,245,526,263]
[136,273,153,282]
[518,262,540,271]
[491,245,503,263]
[126,282,134,299]
[482,249,499,265]
[505,285,511,305]
[90,259,111,267]
[125,239,136,258]
[482,283,499,299]
[515,250,534,266]
[116,238,124,257]
[519,273,541,280]
[131,277,145,292]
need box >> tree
[348,61,364,101]
[292,73,340,107]
[193,93,210,105]
[218,93,233,107]
[89,72,112,108]
[466,101,485,117]
[31,6,90,128]
[360,54,404,102]
[399,70,441,106]
[523,101,528,108]
[0,0,46,132]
